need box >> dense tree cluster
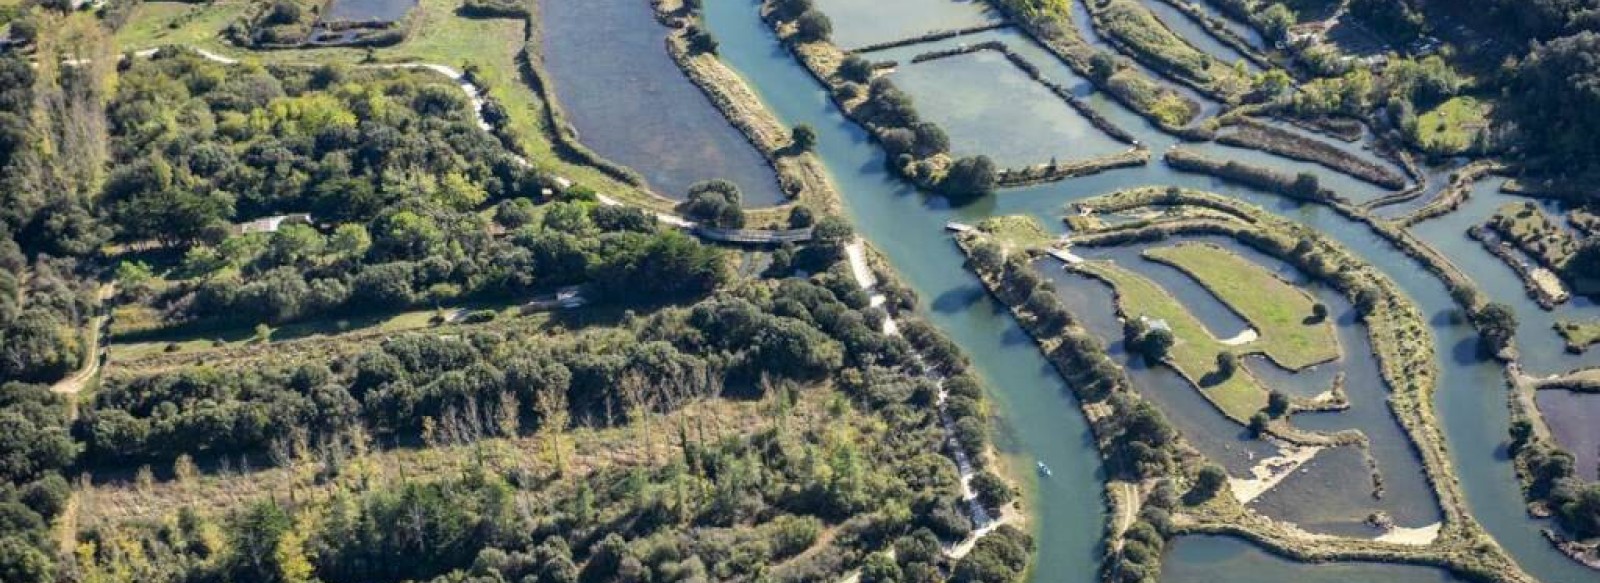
[73,258,1021,582]
[84,266,922,461]
[0,383,79,583]
[102,52,545,244]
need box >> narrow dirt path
[51,284,113,398]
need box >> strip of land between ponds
[1060,188,1537,581]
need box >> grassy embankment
[1488,202,1576,271]
[1555,320,1600,354]
[111,0,806,222]
[1086,0,1251,101]
[986,0,1203,131]
[958,212,1535,583]
[113,0,250,48]
[1071,260,1270,421]
[1145,242,1339,370]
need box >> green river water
[542,0,1600,580]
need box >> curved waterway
[700,0,1593,580]
[538,0,785,205]
[1411,179,1600,376]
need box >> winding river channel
[545,0,1597,580]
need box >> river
[685,0,1594,581]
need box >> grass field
[1145,242,1339,370]
[977,215,1054,252]
[1413,96,1489,155]
[111,308,440,361]
[111,0,686,215]
[1074,260,1269,422]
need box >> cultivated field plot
[812,0,1002,50]
[890,51,1129,170]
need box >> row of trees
[769,6,997,205]
[0,19,119,582]
[121,199,721,335]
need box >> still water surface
[700,1,1592,580]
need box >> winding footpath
[843,240,1013,559]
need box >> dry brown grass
[74,388,841,529]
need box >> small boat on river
[1037,461,1053,477]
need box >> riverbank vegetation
[1556,320,1600,354]
[1216,118,1408,189]
[989,0,1202,130]
[1164,148,1335,203]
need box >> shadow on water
[538,0,785,205]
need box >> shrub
[790,123,818,152]
[683,180,745,229]
[971,471,1014,512]
[686,26,718,54]
[794,9,832,42]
